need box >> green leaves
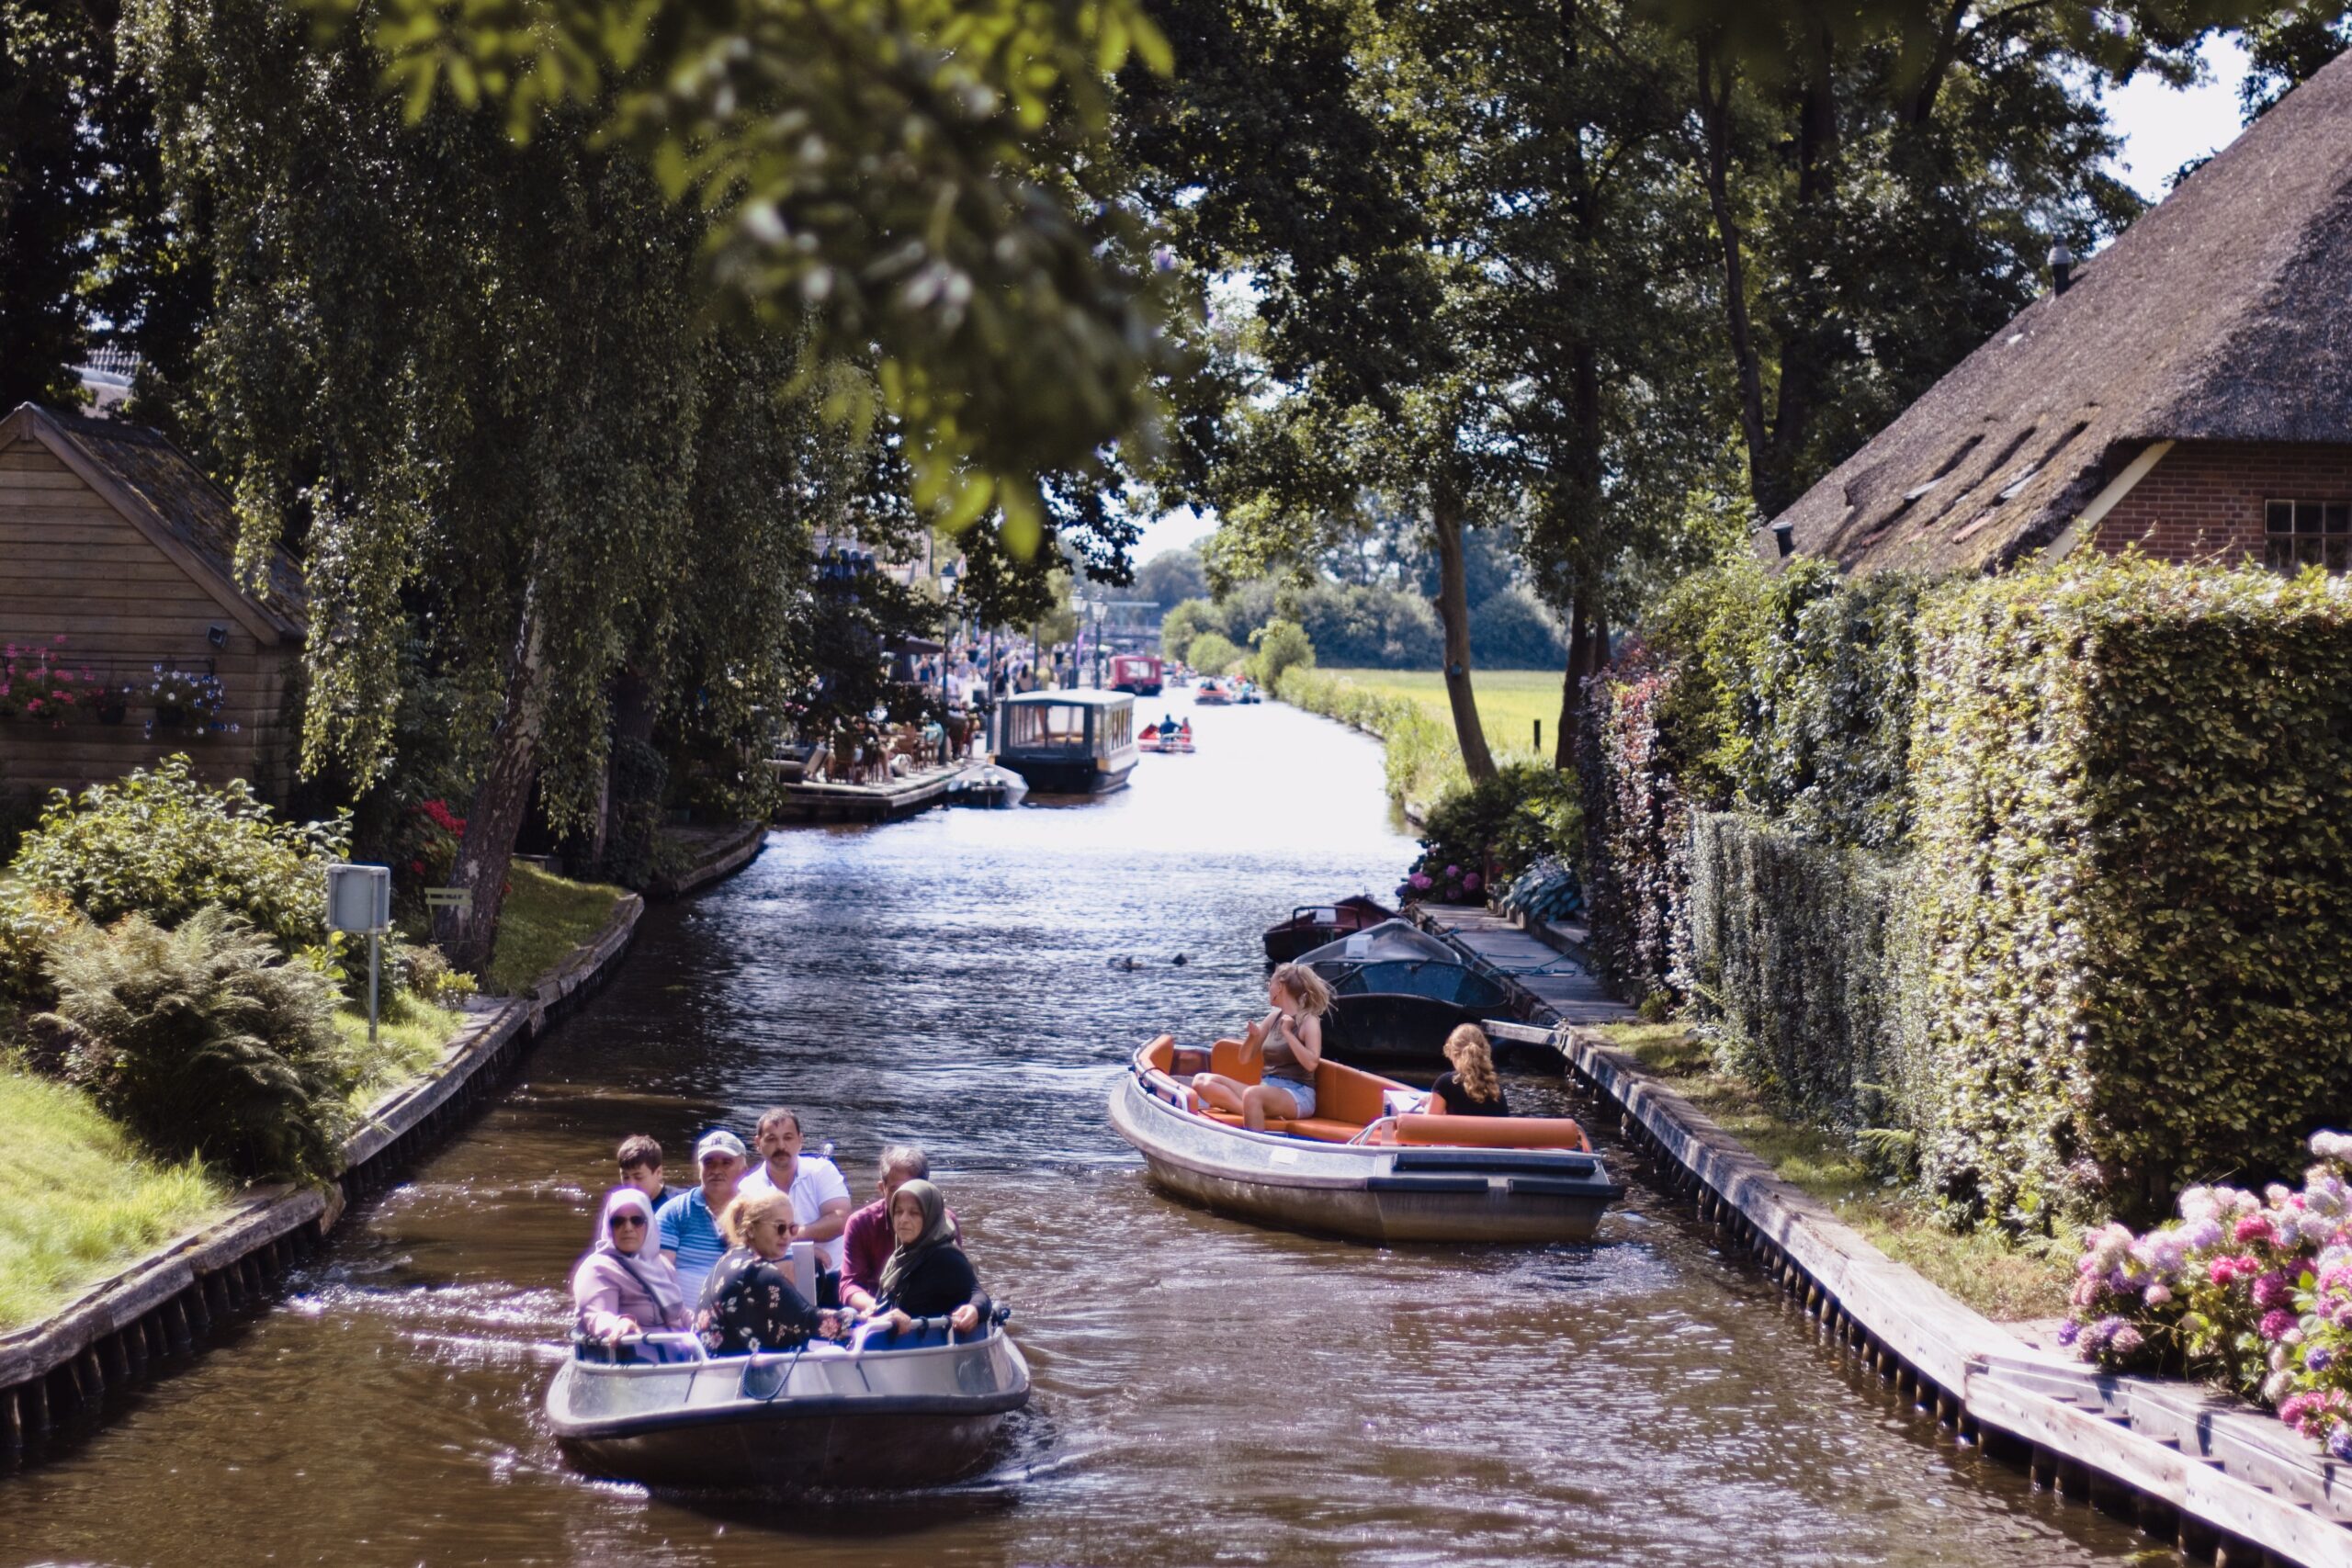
[333,0,1177,536]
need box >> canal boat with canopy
[1299,919,1519,1065]
[1261,895,1394,964]
[548,1312,1031,1490]
[997,689,1139,795]
[1110,1034,1622,1243]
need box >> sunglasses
[609,1214,648,1229]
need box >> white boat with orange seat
[1108,1034,1622,1244]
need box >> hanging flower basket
[0,637,89,730]
[149,667,226,732]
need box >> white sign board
[325,863,391,934]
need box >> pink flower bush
[2063,1132,2352,1457]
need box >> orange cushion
[1392,1114,1590,1151]
[1209,1037,1261,1085]
[1312,1060,1394,1126]
[1283,1117,1363,1144]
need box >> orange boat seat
[1208,1038,1261,1084]
[1312,1059,1395,1127]
[1392,1114,1591,1151]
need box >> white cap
[694,1129,747,1163]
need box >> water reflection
[2,692,2165,1566]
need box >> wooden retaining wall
[0,893,643,1461]
[648,822,767,900]
[1419,908,2352,1568]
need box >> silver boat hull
[1108,1075,1621,1245]
[548,1330,1031,1490]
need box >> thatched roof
[1,403,305,643]
[1774,46,2352,574]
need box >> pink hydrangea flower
[2262,1309,2299,1340]
[2238,1214,2278,1247]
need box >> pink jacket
[571,1188,691,1339]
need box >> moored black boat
[1300,919,1521,1065]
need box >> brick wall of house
[2093,440,2352,566]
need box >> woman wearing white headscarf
[571,1187,691,1344]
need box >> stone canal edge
[0,886,663,1455]
[1416,902,2352,1568]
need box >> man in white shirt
[739,1105,853,1270]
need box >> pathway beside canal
[1,691,2170,1568]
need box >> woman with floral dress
[694,1190,842,1355]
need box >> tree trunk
[437,596,547,979]
[1554,595,1609,771]
[1696,36,1770,507]
[1430,479,1498,783]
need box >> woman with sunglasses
[572,1187,692,1345]
[695,1190,844,1356]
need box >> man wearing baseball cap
[654,1128,749,1302]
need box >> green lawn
[484,863,628,997]
[1318,668,1564,758]
[336,990,469,1113]
[0,1068,232,1332]
[1597,1021,2071,1324]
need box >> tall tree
[0,0,108,407]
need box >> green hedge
[1686,812,1923,1140]
[1577,650,1689,999]
[1910,559,2352,1225]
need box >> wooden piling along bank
[1415,904,2352,1568]
[648,821,768,900]
[0,894,644,1461]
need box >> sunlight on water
[0,692,2168,1567]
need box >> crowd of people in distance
[571,1110,991,1359]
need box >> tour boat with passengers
[548,1308,1032,1491]
[1109,1033,1622,1244]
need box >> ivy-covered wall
[1685,812,1922,1140]
[1909,561,2352,1224]
[1587,555,2352,1225]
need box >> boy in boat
[616,1134,680,1201]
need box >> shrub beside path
[0,878,642,1449]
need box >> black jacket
[877,1244,991,1323]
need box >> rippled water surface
[6,692,2166,1566]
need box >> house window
[2266,500,2351,571]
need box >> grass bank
[336,990,469,1113]
[1595,1021,2071,1324]
[1317,668,1563,756]
[0,1069,232,1332]
[484,863,628,996]
[0,861,618,1336]
[1278,666,1562,809]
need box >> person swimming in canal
[1190,961,1331,1130]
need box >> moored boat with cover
[548,1314,1031,1490]
[1109,1034,1622,1244]
[1297,919,1519,1065]
[1261,894,1394,964]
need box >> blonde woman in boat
[1430,1023,1510,1117]
[1191,962,1331,1131]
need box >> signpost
[324,863,392,1044]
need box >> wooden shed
[0,402,305,804]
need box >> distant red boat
[1261,894,1394,964]
[1140,719,1195,753]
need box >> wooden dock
[1416,901,2352,1568]
[772,761,969,824]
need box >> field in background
[1317,668,1563,756]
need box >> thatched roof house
[1773,47,2352,574]
[0,403,306,802]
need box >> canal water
[5,692,2165,1567]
